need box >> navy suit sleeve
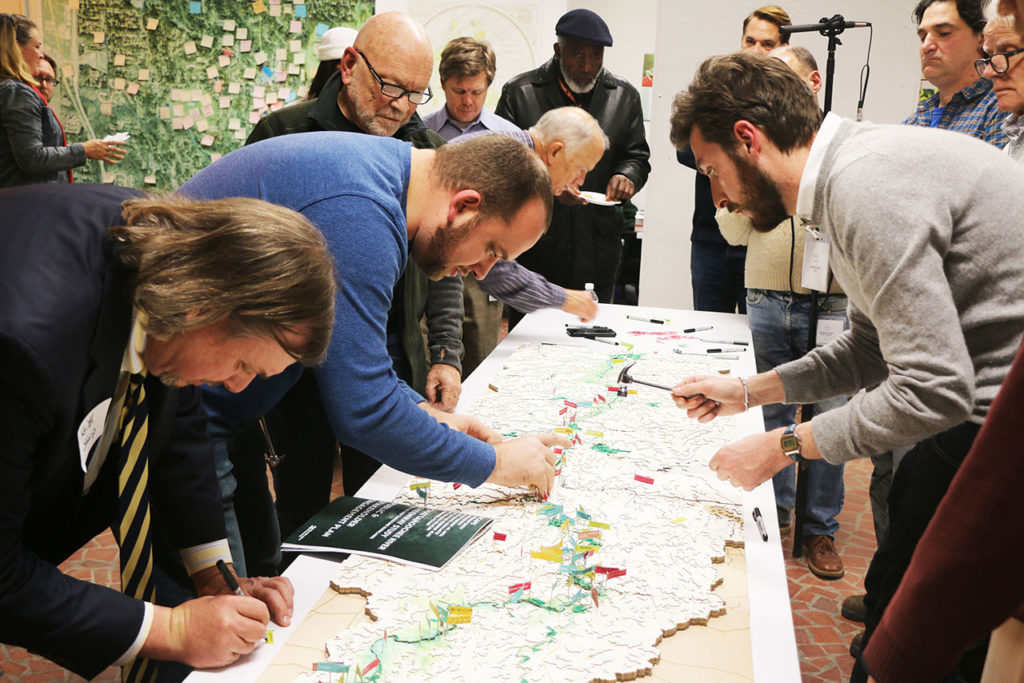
[0,336,143,679]
[148,382,227,551]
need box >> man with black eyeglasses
[33,54,57,102]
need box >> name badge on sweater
[801,227,831,292]
[77,398,112,472]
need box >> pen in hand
[216,558,246,597]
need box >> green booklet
[281,496,493,571]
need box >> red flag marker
[634,474,654,484]
[564,401,577,408]
[362,658,380,676]
[493,532,507,541]
[453,482,462,490]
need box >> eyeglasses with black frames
[356,49,432,105]
[975,47,1024,79]
[37,76,59,86]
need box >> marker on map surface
[626,314,667,324]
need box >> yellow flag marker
[588,520,610,529]
[448,605,472,624]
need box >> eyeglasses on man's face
[37,76,59,86]
[975,47,1024,78]
[355,49,432,105]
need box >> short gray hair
[531,106,608,156]
[770,44,818,74]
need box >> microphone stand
[792,14,847,560]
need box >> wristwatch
[781,423,805,463]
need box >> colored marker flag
[634,474,654,484]
[493,532,507,541]
[362,658,380,676]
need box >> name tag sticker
[77,398,111,472]
[801,227,831,292]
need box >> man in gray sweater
[668,51,1024,682]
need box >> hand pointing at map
[488,433,570,498]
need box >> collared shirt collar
[126,308,148,374]
[795,112,844,224]
[1002,112,1023,140]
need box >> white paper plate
[579,191,621,206]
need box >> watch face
[781,433,800,454]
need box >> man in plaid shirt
[903,0,1008,147]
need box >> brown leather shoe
[803,534,845,579]
[842,593,867,622]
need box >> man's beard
[560,64,598,94]
[416,216,477,280]
[727,152,789,233]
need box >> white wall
[640,0,922,309]
[383,2,923,309]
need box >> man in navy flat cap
[497,8,650,310]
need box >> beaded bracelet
[738,376,750,412]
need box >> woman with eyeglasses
[0,13,126,188]
[977,9,1024,161]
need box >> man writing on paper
[0,184,336,681]
[667,51,1024,682]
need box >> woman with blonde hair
[0,13,126,187]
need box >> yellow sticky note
[146,17,158,30]
[554,427,573,434]
[252,0,266,13]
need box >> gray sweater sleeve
[777,149,981,465]
[0,81,85,175]
[425,274,464,373]
[476,259,567,313]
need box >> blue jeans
[691,241,747,313]
[747,288,848,538]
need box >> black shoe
[777,507,792,535]
[842,594,867,622]
[850,631,864,658]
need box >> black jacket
[496,58,650,299]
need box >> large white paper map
[296,342,746,682]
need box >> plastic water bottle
[585,282,598,303]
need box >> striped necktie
[116,371,156,683]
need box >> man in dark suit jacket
[0,184,336,680]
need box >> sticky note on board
[236,27,248,39]
[113,53,126,66]
[200,35,214,49]
[206,66,219,79]
[228,117,241,130]
[249,111,261,124]
[294,4,306,17]
[172,104,184,117]
[223,19,236,31]
[126,82,139,95]
[93,31,105,44]
[252,0,266,14]
[289,39,302,52]
[189,1,202,13]
[112,77,126,90]
[261,65,274,77]
[222,34,235,47]
[158,106,170,119]
[228,82,241,94]
[315,22,329,36]
[219,96,231,109]
[144,174,157,185]
[269,4,280,16]
[239,40,252,52]
[289,19,302,33]
[146,17,158,30]
[218,55,231,67]
[243,67,256,79]
[200,134,214,147]
[184,41,197,55]
[275,48,287,61]
[138,68,149,80]
[287,64,300,76]
[253,51,268,65]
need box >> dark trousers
[852,421,986,683]
[690,241,747,314]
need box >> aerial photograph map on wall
[39,0,372,190]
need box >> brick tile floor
[0,458,877,682]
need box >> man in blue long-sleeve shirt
[180,132,568,570]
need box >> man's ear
[339,47,359,85]
[733,120,762,159]
[547,139,566,162]
[553,41,562,61]
[809,70,823,95]
[447,189,482,224]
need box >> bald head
[337,12,434,136]
[530,107,607,195]
[770,44,822,95]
